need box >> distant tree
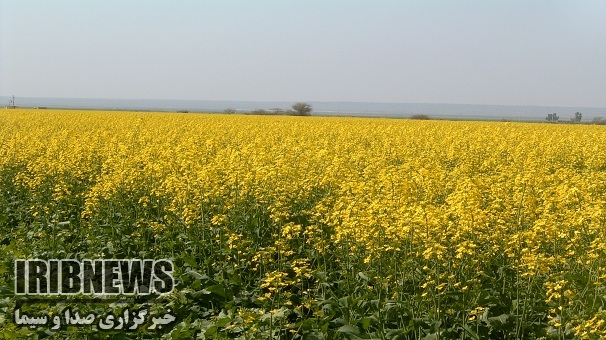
[574,112,582,122]
[291,102,312,116]
[224,108,237,114]
[546,113,559,122]
[592,117,606,125]
[249,109,277,115]
[410,114,431,120]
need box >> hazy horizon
[2,1,606,108]
[4,96,606,121]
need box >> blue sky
[1,1,605,107]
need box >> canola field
[1,109,606,339]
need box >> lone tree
[546,113,559,122]
[574,112,582,122]
[410,114,431,120]
[291,102,312,116]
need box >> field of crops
[1,109,606,338]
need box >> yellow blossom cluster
[3,109,606,336]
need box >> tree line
[224,103,312,116]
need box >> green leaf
[182,255,198,267]
[487,313,509,325]
[206,285,226,298]
[186,270,208,280]
[216,317,230,327]
[338,324,360,335]
[205,326,218,336]
[361,317,372,330]
[461,324,480,340]
[321,322,330,333]
[385,329,406,339]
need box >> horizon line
[1,95,605,110]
